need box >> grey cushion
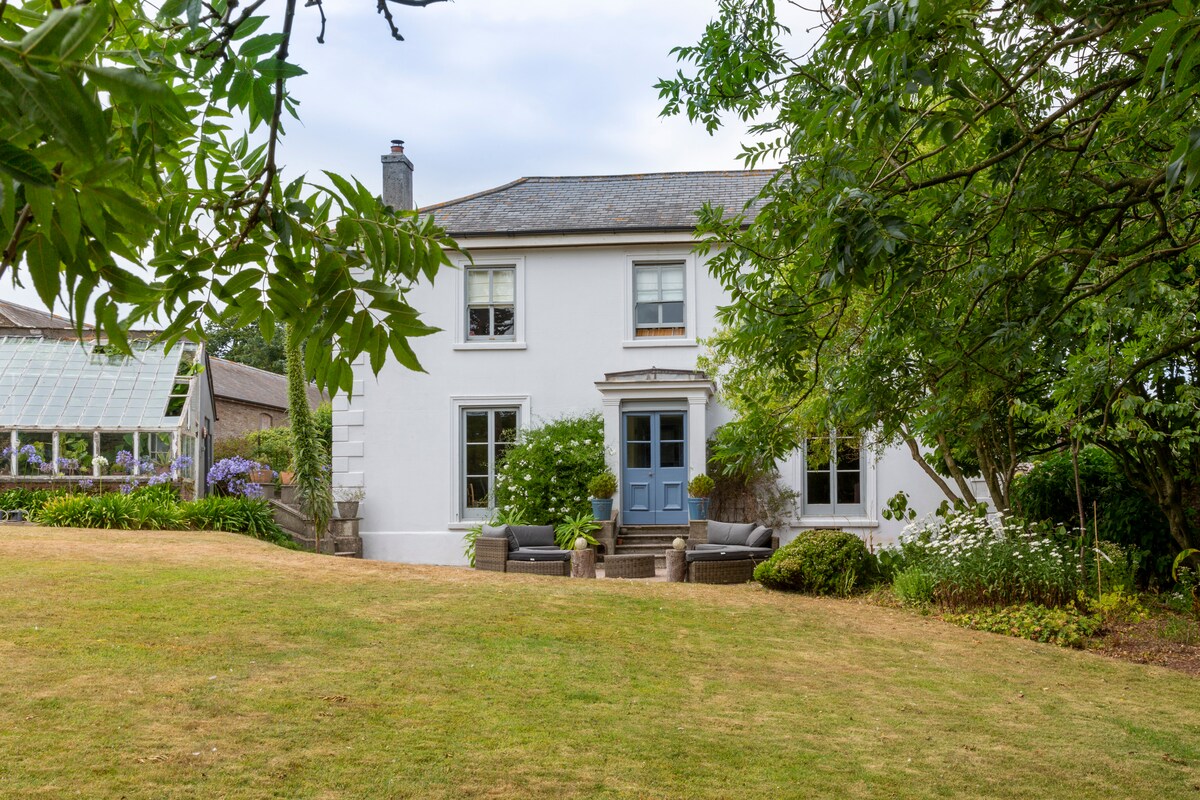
[482,523,517,551]
[509,548,572,562]
[705,520,756,546]
[746,525,773,548]
[509,525,556,548]
[521,546,562,551]
[695,543,731,551]
[685,549,754,563]
[715,545,774,557]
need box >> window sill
[797,515,878,528]
[622,338,697,349]
[453,342,527,351]
[447,521,478,530]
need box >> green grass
[1,527,1199,799]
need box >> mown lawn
[1,528,1198,799]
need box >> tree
[1,0,457,395]
[204,319,287,373]
[659,0,1200,550]
[285,323,331,546]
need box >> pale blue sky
[4,0,816,314]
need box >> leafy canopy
[0,0,455,394]
[659,0,1200,547]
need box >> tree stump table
[665,549,686,582]
[571,548,596,578]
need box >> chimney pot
[390,139,405,153]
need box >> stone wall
[215,399,290,441]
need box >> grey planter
[337,500,360,519]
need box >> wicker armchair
[474,526,571,576]
[684,521,779,584]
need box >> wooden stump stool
[571,548,596,579]
[665,549,686,582]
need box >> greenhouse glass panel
[98,432,135,475]
[59,433,93,475]
[15,431,52,476]
[0,337,194,429]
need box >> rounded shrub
[754,529,873,595]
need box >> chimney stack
[381,139,414,211]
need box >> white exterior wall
[336,234,970,564]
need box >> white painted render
[336,234,969,565]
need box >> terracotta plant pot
[278,471,295,484]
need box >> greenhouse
[0,335,215,496]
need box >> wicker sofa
[475,524,573,576]
[686,521,778,584]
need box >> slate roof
[209,357,324,411]
[0,299,89,329]
[421,170,775,237]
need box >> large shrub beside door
[754,529,874,595]
[493,413,607,525]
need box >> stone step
[619,525,689,537]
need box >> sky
[3,0,818,314]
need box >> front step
[609,525,688,568]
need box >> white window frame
[448,395,530,526]
[793,433,878,528]
[623,254,697,348]
[453,256,526,350]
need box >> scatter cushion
[482,524,516,551]
[509,525,556,548]
[746,525,773,548]
[684,548,754,562]
[705,520,756,546]
[509,548,572,562]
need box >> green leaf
[239,33,282,58]
[25,232,61,309]
[253,59,307,82]
[0,139,54,186]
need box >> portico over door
[622,410,687,524]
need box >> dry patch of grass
[1,527,1199,799]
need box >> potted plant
[587,471,617,520]
[335,487,365,519]
[687,473,715,521]
[554,513,601,550]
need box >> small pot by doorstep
[687,497,710,521]
[337,500,360,519]
[590,498,613,520]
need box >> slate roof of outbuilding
[0,299,90,330]
[421,170,775,237]
[209,357,324,411]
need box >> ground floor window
[803,433,865,516]
[462,407,518,519]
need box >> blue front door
[622,411,687,524]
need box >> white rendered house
[332,144,969,565]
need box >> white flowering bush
[494,413,606,526]
[893,512,1078,608]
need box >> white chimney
[381,139,414,211]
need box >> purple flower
[114,450,136,469]
[77,478,94,490]
[206,456,270,498]
[119,481,137,495]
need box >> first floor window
[462,407,518,518]
[633,262,685,337]
[803,433,864,516]
[466,267,515,340]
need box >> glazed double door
[621,411,687,525]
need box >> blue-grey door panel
[622,411,688,524]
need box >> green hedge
[754,529,874,595]
[31,493,289,545]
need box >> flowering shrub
[892,512,1078,609]
[493,413,606,526]
[207,456,268,498]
